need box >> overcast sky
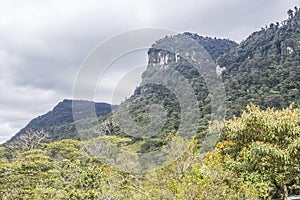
[0,0,298,143]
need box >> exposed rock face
[216,65,226,76]
[148,49,180,68]
[287,46,294,54]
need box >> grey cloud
[151,0,298,41]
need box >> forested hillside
[221,7,300,116]
[6,100,116,146]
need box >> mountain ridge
[6,99,116,144]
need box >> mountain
[6,99,116,145]
[6,8,300,153]
[95,9,300,153]
[101,33,238,153]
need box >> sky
[0,0,298,143]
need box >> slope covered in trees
[6,100,116,145]
[221,7,300,116]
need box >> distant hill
[6,99,116,144]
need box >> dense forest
[1,7,300,200]
[1,105,299,199]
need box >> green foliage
[215,104,300,199]
[0,137,261,199]
[144,138,260,200]
[183,32,238,61]
[3,104,300,199]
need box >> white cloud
[0,123,19,142]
